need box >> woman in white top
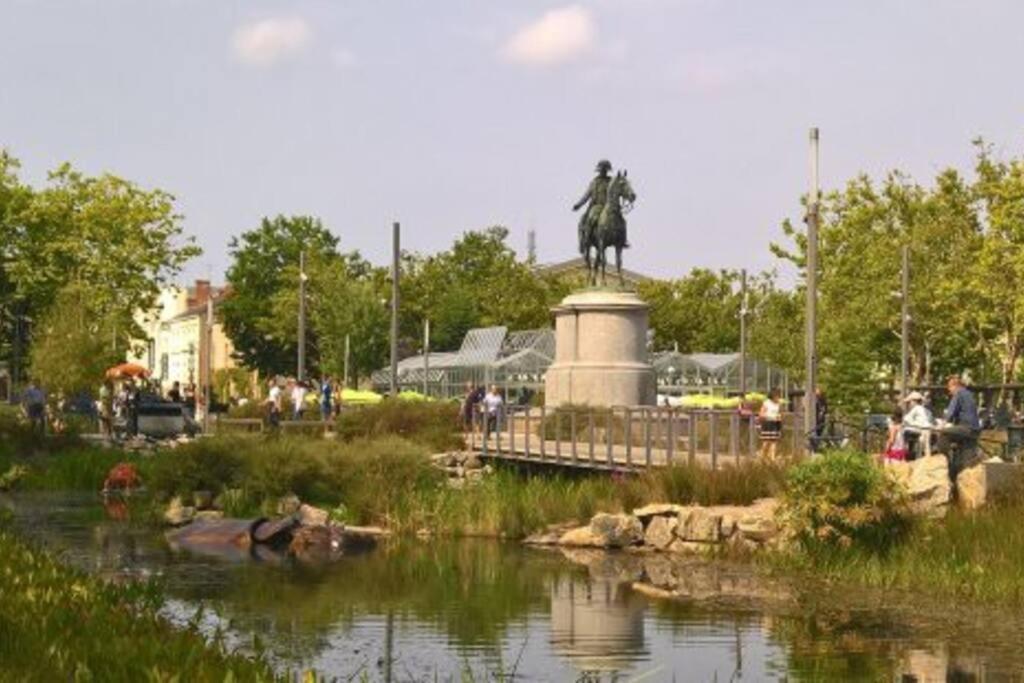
[758,388,783,461]
[901,391,934,459]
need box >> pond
[3,492,1022,681]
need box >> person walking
[98,381,114,437]
[938,375,981,478]
[22,380,46,438]
[320,376,333,422]
[461,382,483,439]
[482,385,503,441]
[265,379,282,430]
[758,389,783,461]
[814,388,829,449]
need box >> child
[883,409,908,461]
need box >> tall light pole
[389,222,400,397]
[901,244,910,400]
[739,268,748,396]
[203,294,213,433]
[297,250,307,382]
[804,128,820,448]
[343,333,351,389]
[423,318,430,397]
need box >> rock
[289,525,346,561]
[465,469,485,482]
[906,455,953,518]
[558,525,604,547]
[589,513,644,548]
[297,503,329,527]
[276,494,301,516]
[667,539,716,555]
[430,452,452,466]
[632,503,684,522]
[641,556,678,588]
[737,514,778,543]
[194,510,224,522]
[644,514,678,550]
[524,522,578,546]
[193,490,213,510]
[164,496,195,526]
[464,454,483,470]
[677,507,722,542]
[344,525,390,537]
[956,458,1020,510]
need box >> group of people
[264,376,343,428]
[460,383,505,438]
[883,374,981,475]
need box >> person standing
[167,381,182,403]
[266,379,282,430]
[938,375,981,478]
[482,385,504,440]
[22,380,46,438]
[758,389,783,461]
[461,382,483,438]
[902,391,934,459]
[183,382,196,419]
[814,388,829,447]
[291,380,308,421]
[883,409,909,462]
[320,376,333,422]
[125,379,140,437]
[98,381,114,437]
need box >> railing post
[588,410,596,465]
[687,410,697,466]
[570,410,578,464]
[748,414,756,456]
[509,407,515,455]
[480,408,487,456]
[666,408,675,465]
[525,407,531,458]
[709,412,718,470]
[644,409,652,466]
[624,408,632,467]
[606,408,614,467]
[539,405,546,460]
[495,407,502,456]
[730,411,740,463]
[556,409,563,461]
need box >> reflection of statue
[572,160,637,287]
[549,574,645,672]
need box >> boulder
[297,503,329,527]
[194,510,224,522]
[559,525,604,548]
[524,522,579,546]
[164,496,195,526]
[642,555,678,588]
[644,515,678,551]
[907,455,953,518]
[667,539,716,556]
[463,454,483,470]
[276,494,302,516]
[737,513,778,544]
[589,513,644,548]
[632,503,684,522]
[676,507,722,542]
[956,458,1020,510]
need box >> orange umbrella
[105,363,151,379]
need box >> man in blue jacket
[938,374,980,477]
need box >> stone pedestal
[544,290,656,408]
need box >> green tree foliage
[400,226,567,351]
[0,151,198,386]
[773,162,981,411]
[219,215,339,377]
[639,268,743,352]
[27,283,132,398]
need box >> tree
[639,269,744,353]
[219,215,339,377]
[28,283,131,398]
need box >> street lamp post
[389,222,400,398]
[804,128,820,451]
[297,250,307,382]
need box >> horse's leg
[616,246,624,287]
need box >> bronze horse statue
[593,171,636,287]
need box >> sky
[2,1,1023,285]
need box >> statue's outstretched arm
[572,188,591,211]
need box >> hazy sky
[2,1,1023,284]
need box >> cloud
[502,5,597,67]
[232,17,312,66]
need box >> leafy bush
[335,400,462,451]
[779,449,910,552]
[147,437,248,500]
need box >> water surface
[5,492,1022,681]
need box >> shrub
[779,449,910,552]
[335,400,462,451]
[147,437,248,500]
[636,460,786,507]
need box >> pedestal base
[544,290,656,408]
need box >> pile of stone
[163,490,224,526]
[430,451,493,488]
[884,453,1022,516]
[525,498,781,555]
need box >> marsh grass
[335,399,463,451]
[0,529,292,681]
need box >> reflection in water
[5,492,1024,681]
[549,575,646,672]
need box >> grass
[770,499,1024,606]
[0,521,297,681]
[335,399,464,451]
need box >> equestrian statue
[572,159,637,287]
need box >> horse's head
[611,170,637,206]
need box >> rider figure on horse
[573,159,629,251]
